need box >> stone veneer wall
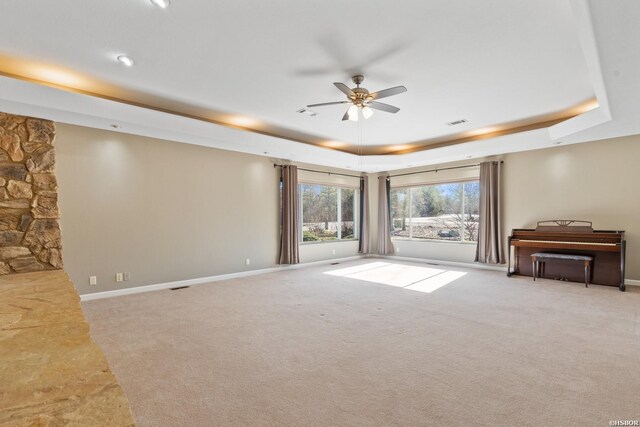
[0,111,62,274]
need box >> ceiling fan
[307,75,407,121]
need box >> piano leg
[620,240,626,292]
[532,258,537,281]
[584,260,590,288]
[507,236,513,277]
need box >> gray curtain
[278,165,299,264]
[475,161,504,264]
[378,175,394,255]
[358,176,371,254]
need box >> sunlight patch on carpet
[325,261,467,293]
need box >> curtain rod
[273,164,361,179]
[389,161,503,178]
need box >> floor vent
[446,118,468,126]
[170,286,190,291]
[330,262,340,265]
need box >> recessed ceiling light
[150,0,170,8]
[116,55,135,67]
[228,115,259,127]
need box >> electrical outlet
[115,273,123,282]
[332,249,336,255]
[89,276,97,286]
[123,272,130,281]
[245,258,251,266]
[396,247,400,253]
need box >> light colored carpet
[82,259,640,426]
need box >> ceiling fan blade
[334,82,355,97]
[367,101,400,113]
[307,101,350,108]
[369,86,407,100]
[342,109,351,121]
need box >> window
[299,184,358,242]
[391,181,479,242]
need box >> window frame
[298,182,360,244]
[390,178,479,244]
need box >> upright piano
[508,220,626,291]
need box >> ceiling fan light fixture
[347,105,359,121]
[308,75,406,122]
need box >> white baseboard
[379,255,640,286]
[80,253,637,301]
[80,255,364,301]
[625,279,640,287]
[379,254,508,272]
[381,255,640,286]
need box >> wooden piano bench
[530,253,593,287]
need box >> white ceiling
[0,0,639,171]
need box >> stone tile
[0,230,24,247]
[6,180,32,199]
[0,247,31,261]
[8,256,44,273]
[0,163,28,181]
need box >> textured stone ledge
[0,270,134,426]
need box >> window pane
[390,188,410,238]
[341,188,355,239]
[463,181,480,242]
[410,183,463,241]
[301,184,337,241]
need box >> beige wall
[56,124,360,295]
[502,136,638,280]
[385,135,640,281]
[55,123,640,294]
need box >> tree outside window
[300,184,358,242]
[391,181,479,242]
